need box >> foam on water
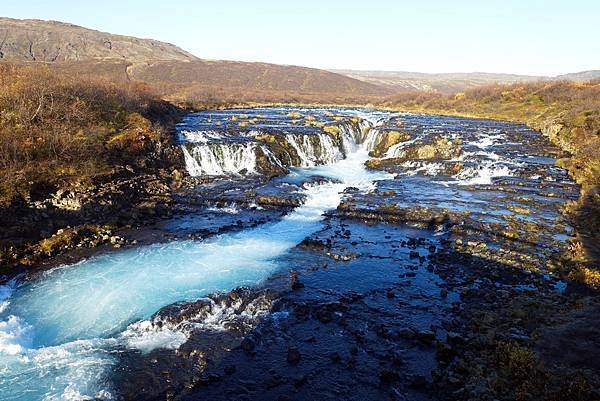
[182,143,261,176]
[285,133,344,167]
[179,130,226,144]
[453,164,514,185]
[385,137,419,158]
[207,203,240,214]
[0,115,391,400]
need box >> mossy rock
[268,134,302,166]
[369,130,411,157]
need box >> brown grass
[0,63,178,205]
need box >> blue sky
[2,0,598,75]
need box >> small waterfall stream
[284,133,344,167]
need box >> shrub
[0,63,175,204]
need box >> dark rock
[409,375,430,389]
[436,342,456,363]
[379,369,401,383]
[397,328,416,339]
[289,270,304,290]
[416,330,436,344]
[241,338,255,353]
[287,347,301,364]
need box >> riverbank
[0,64,188,273]
[380,80,600,272]
[2,106,599,400]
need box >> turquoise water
[0,144,389,400]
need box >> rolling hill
[331,69,600,94]
[330,70,544,93]
[0,17,390,103]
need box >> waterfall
[337,120,372,153]
[284,133,344,167]
[362,127,381,152]
[182,143,259,176]
[179,112,385,177]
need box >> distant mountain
[0,17,390,103]
[331,69,600,94]
[556,70,600,81]
[1,17,595,102]
[330,70,545,93]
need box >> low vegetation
[0,63,180,205]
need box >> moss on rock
[369,130,411,157]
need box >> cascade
[181,118,374,176]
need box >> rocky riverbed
[1,107,598,401]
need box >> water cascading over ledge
[0,108,395,401]
[180,113,379,177]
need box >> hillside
[0,63,186,268]
[333,69,600,94]
[0,18,390,104]
[331,69,543,93]
[129,60,391,104]
[0,17,196,62]
[557,70,600,81]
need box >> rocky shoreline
[1,107,599,401]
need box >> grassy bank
[381,80,600,270]
[0,63,182,206]
[0,63,185,271]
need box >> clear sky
[2,0,598,76]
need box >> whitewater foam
[0,111,392,400]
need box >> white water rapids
[0,119,391,400]
[0,108,527,400]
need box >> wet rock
[301,175,342,188]
[366,136,462,170]
[409,374,430,389]
[299,238,327,251]
[436,342,456,363]
[415,330,436,344]
[287,347,301,364]
[241,338,255,353]
[313,302,347,323]
[369,130,411,158]
[397,328,416,339]
[379,369,401,383]
[289,270,305,290]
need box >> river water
[0,107,577,400]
